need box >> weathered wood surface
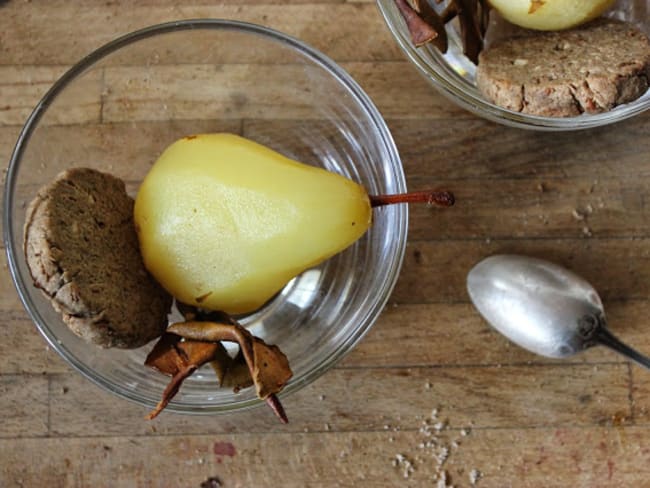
[3,1,650,487]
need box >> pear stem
[369,190,455,208]
[266,394,289,424]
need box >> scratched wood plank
[0,309,65,375]
[0,253,69,375]
[346,62,466,119]
[627,364,650,425]
[0,67,102,127]
[5,118,648,239]
[405,176,650,240]
[0,125,21,169]
[387,112,650,181]
[341,302,650,368]
[0,3,401,66]
[6,238,650,304]
[0,374,49,437]
[240,115,650,181]
[1,427,649,487]
[201,113,650,180]
[100,62,462,123]
[1,120,242,188]
[0,288,644,379]
[5,233,650,306]
[1,292,647,378]
[0,66,70,126]
[48,363,629,437]
[447,426,650,488]
[0,244,640,376]
[0,61,467,130]
[392,238,650,304]
[4,161,649,241]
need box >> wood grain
[0,3,400,66]
[44,362,630,439]
[0,374,49,437]
[3,1,650,487]
[1,427,649,487]
[389,113,650,180]
[392,238,650,304]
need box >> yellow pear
[488,0,616,30]
[135,133,453,315]
[134,133,373,314]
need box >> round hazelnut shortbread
[24,168,171,348]
[477,20,650,117]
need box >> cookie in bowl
[24,168,172,349]
[476,19,650,117]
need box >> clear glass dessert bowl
[3,20,407,416]
[377,0,650,130]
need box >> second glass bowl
[377,0,650,130]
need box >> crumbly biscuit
[477,20,650,117]
[24,168,172,348]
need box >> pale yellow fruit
[134,133,372,315]
[488,0,616,30]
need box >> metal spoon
[466,254,650,370]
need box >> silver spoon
[466,254,650,370]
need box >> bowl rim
[376,0,650,131]
[3,19,408,415]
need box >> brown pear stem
[266,394,289,424]
[369,190,455,208]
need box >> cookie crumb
[572,208,586,221]
[394,453,415,479]
[470,468,482,485]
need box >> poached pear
[135,133,372,314]
[135,133,453,315]
[487,0,616,31]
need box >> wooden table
[3,1,650,486]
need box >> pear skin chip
[167,321,293,401]
[394,0,490,63]
[394,0,440,47]
[209,343,254,393]
[411,0,448,52]
[144,334,221,420]
[146,319,292,423]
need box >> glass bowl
[377,0,650,130]
[3,20,407,416]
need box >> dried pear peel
[394,0,491,63]
[175,303,254,390]
[394,0,441,47]
[145,320,292,423]
[144,333,221,420]
[176,301,235,324]
[167,321,293,400]
[209,343,254,393]
[175,302,288,420]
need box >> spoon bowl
[467,254,650,370]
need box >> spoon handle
[596,327,650,371]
